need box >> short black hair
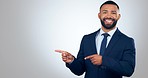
[100,0,119,10]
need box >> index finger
[55,49,66,53]
[84,55,94,60]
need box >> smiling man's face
[98,4,120,30]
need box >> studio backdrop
[0,0,147,78]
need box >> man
[55,1,136,78]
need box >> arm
[66,36,86,76]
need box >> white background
[0,0,147,78]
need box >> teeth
[106,20,112,23]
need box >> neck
[101,26,116,33]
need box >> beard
[100,18,117,29]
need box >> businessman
[55,1,136,78]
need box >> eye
[112,13,116,14]
[112,11,117,14]
[102,11,107,14]
[103,12,106,14]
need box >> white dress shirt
[95,27,117,55]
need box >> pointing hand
[55,50,74,63]
[85,54,102,65]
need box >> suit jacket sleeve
[66,36,86,76]
[102,38,136,77]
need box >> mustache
[103,18,116,21]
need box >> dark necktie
[100,33,109,55]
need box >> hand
[85,54,102,65]
[55,50,74,63]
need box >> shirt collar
[100,27,117,37]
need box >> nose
[106,12,112,18]
[105,12,114,19]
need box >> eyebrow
[102,10,108,12]
[111,11,117,12]
[102,10,117,12]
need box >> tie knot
[102,33,110,37]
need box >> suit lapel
[104,29,122,56]
[91,29,101,54]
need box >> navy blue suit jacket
[66,28,136,78]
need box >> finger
[62,56,67,61]
[62,52,71,58]
[62,52,68,56]
[84,55,94,60]
[67,55,73,59]
[55,50,66,53]
[91,59,96,63]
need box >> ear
[117,14,121,20]
[98,13,101,19]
